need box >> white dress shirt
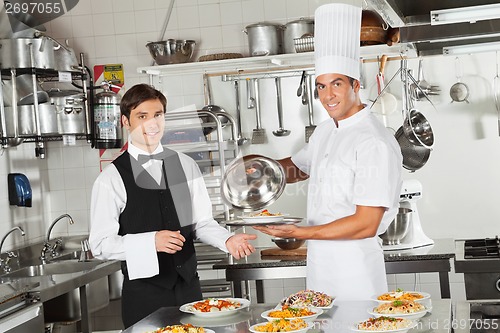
[89,142,233,280]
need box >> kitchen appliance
[455,236,500,299]
[455,300,500,333]
[93,82,122,149]
[381,179,434,250]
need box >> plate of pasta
[368,300,430,321]
[180,298,250,318]
[351,316,418,332]
[261,306,323,322]
[249,318,314,333]
[239,210,289,223]
[373,290,431,303]
[148,324,214,333]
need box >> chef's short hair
[120,84,167,119]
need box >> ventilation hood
[366,0,500,56]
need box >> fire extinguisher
[93,81,122,149]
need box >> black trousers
[121,274,202,328]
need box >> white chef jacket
[292,106,402,300]
[89,142,233,280]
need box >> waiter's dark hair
[120,84,167,119]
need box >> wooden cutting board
[260,247,307,257]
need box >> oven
[454,237,500,300]
[455,301,500,333]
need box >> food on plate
[150,324,205,333]
[267,305,316,319]
[251,209,283,217]
[374,300,425,314]
[357,316,414,331]
[253,318,308,332]
[377,289,425,302]
[280,290,334,308]
[188,298,241,313]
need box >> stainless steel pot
[53,43,80,72]
[244,22,284,56]
[47,89,86,135]
[1,104,57,137]
[0,37,56,69]
[380,208,412,245]
[2,75,49,106]
[283,18,314,54]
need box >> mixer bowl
[380,208,412,245]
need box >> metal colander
[395,126,431,172]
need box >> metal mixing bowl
[403,109,434,148]
[146,39,196,65]
[221,156,286,210]
[380,208,412,245]
[272,238,305,250]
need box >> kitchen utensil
[52,39,80,72]
[379,208,412,245]
[293,35,314,53]
[2,75,49,106]
[47,89,86,135]
[246,78,256,109]
[494,52,500,136]
[244,22,285,56]
[272,77,290,137]
[403,108,434,148]
[450,57,470,103]
[283,18,314,54]
[234,80,249,145]
[395,126,431,172]
[0,37,56,69]
[360,10,387,46]
[251,79,267,144]
[372,55,397,128]
[272,238,306,250]
[1,104,58,137]
[220,156,286,210]
[297,71,306,97]
[145,39,196,65]
[305,74,316,142]
[201,74,228,135]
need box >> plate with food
[280,290,335,309]
[373,289,431,303]
[350,316,418,332]
[368,300,429,321]
[148,324,215,333]
[261,306,323,322]
[180,298,250,318]
[238,210,289,223]
[249,318,314,333]
[226,217,302,227]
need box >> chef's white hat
[314,3,361,80]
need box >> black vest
[113,149,197,289]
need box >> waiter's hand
[253,224,298,238]
[155,230,185,254]
[226,233,257,259]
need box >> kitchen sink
[3,260,101,278]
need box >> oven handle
[496,277,500,292]
[0,302,43,332]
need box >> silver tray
[224,217,303,227]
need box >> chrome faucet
[0,226,25,272]
[40,214,75,262]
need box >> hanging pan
[395,126,430,172]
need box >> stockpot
[2,75,49,106]
[283,18,314,54]
[244,22,285,56]
[0,37,56,69]
[47,89,86,135]
[1,104,57,137]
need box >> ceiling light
[443,41,500,55]
[431,4,500,25]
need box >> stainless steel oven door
[0,303,44,333]
[464,273,500,300]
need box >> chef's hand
[253,224,298,238]
[226,233,257,259]
[155,230,185,254]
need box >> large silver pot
[2,75,49,106]
[244,22,284,56]
[0,37,56,69]
[283,18,314,54]
[47,89,86,135]
[1,104,57,137]
[53,43,80,72]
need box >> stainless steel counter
[213,239,455,302]
[122,299,452,333]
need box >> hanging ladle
[450,57,470,103]
[273,77,290,136]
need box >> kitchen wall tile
[284,285,304,297]
[111,0,134,12]
[264,279,284,288]
[71,15,94,37]
[394,273,417,285]
[263,0,287,22]
[177,6,199,30]
[165,96,185,112]
[163,7,178,31]
[155,0,174,9]
[199,26,223,52]
[48,16,74,39]
[91,0,113,14]
[262,287,285,304]
[0,177,7,201]
[48,191,67,212]
[308,0,334,13]
[183,94,205,109]
[220,2,243,26]
[221,24,246,48]
[66,189,88,212]
[386,274,396,284]
[176,0,197,6]
[448,272,464,283]
[199,4,221,28]
[72,36,97,61]
[134,10,158,33]
[197,0,219,4]
[115,35,139,57]
[450,282,466,301]
[62,146,84,169]
[46,146,64,170]
[63,168,86,190]
[182,74,204,97]
[241,0,264,24]
[137,32,158,56]
[114,12,137,35]
[282,278,306,288]
[66,210,90,234]
[47,169,66,191]
[119,55,151,80]
[83,147,100,168]
[93,14,116,36]
[135,0,156,10]
[154,8,168,33]
[286,0,310,20]
[419,272,439,284]
[70,0,92,15]
[94,36,118,58]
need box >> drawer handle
[496,277,500,292]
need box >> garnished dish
[180,298,250,318]
[149,324,209,333]
[249,318,313,333]
[251,209,284,217]
[369,300,428,321]
[261,305,323,322]
[280,290,334,309]
[351,316,417,332]
[239,210,289,223]
[375,289,430,303]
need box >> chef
[253,3,402,300]
[89,84,256,328]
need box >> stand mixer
[382,179,434,251]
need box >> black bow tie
[137,152,167,164]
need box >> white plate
[249,320,314,333]
[226,217,302,227]
[238,214,289,223]
[350,320,418,333]
[150,327,215,333]
[179,298,250,318]
[180,312,252,327]
[372,291,431,303]
[279,293,335,310]
[368,306,431,321]
[261,307,323,322]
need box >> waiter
[253,3,402,300]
